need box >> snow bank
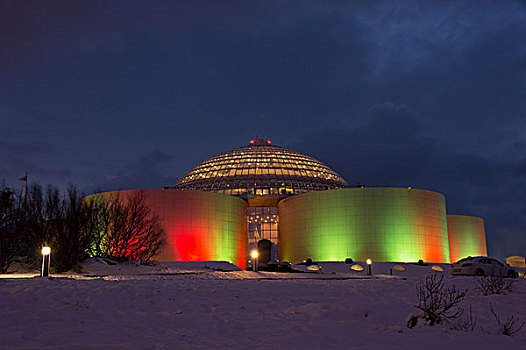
[1,263,525,349]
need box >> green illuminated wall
[278,188,451,263]
[447,215,487,262]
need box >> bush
[489,302,524,336]
[476,276,514,295]
[452,304,477,332]
[407,274,467,328]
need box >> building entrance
[247,206,279,260]
[257,239,272,265]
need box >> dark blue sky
[1,1,525,258]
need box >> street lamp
[41,246,51,277]
[251,250,258,272]
[366,258,372,275]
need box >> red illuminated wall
[87,189,247,269]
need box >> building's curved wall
[447,215,487,263]
[278,188,450,263]
[505,255,525,268]
[87,189,247,268]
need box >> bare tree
[84,192,166,262]
[0,186,18,273]
[50,186,90,272]
[0,183,50,273]
[83,195,111,259]
[18,184,47,261]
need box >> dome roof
[173,139,349,196]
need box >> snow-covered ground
[1,260,525,349]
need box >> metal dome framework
[173,139,349,196]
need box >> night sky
[1,1,525,258]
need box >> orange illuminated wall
[279,188,451,263]
[87,189,247,269]
[447,215,487,263]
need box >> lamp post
[366,258,372,276]
[251,250,258,272]
[41,246,51,277]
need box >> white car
[450,256,518,278]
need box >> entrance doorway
[257,239,272,265]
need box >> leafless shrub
[407,274,467,328]
[476,276,514,295]
[489,302,524,336]
[453,304,477,332]
[84,192,166,262]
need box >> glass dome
[172,139,349,196]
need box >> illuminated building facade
[172,139,349,259]
[91,139,488,265]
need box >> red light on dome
[250,140,255,144]
[267,140,271,144]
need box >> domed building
[170,138,349,260]
[173,139,349,195]
[89,139,489,267]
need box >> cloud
[0,155,72,190]
[287,101,526,257]
[89,150,176,192]
[517,158,526,176]
[0,140,56,156]
[286,102,435,186]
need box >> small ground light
[366,258,372,275]
[251,250,258,272]
[41,246,51,277]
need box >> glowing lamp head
[41,246,51,255]
[251,250,258,259]
[366,258,372,265]
[267,140,271,144]
[250,140,255,145]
